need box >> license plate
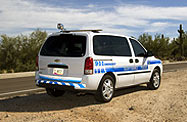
[53,68,64,75]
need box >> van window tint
[93,35,132,56]
[130,38,146,57]
[40,34,86,57]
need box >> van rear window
[40,34,86,57]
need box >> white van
[35,26,162,102]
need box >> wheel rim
[153,72,160,88]
[102,79,114,100]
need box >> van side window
[130,38,146,57]
[93,35,132,56]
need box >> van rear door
[38,33,87,78]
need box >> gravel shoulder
[0,70,187,122]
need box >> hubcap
[153,72,160,88]
[102,79,113,100]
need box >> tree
[153,34,170,59]
[17,29,47,71]
[0,29,47,73]
[183,32,187,57]
[138,33,153,51]
[138,33,170,59]
[0,35,20,72]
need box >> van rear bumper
[36,80,86,89]
[36,80,75,91]
[35,71,103,91]
[36,80,97,93]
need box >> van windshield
[40,34,86,57]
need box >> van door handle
[135,59,139,63]
[129,59,133,63]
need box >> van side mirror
[145,51,153,57]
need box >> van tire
[147,69,161,90]
[95,75,115,103]
[46,88,65,97]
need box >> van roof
[50,31,132,39]
[61,29,102,33]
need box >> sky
[0,0,187,39]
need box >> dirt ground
[0,70,187,122]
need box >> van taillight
[36,56,39,70]
[84,57,93,75]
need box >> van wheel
[95,75,114,103]
[147,69,161,90]
[46,88,65,97]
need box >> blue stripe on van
[61,82,66,85]
[105,65,147,73]
[39,75,81,83]
[148,60,161,64]
[69,83,75,87]
[78,84,85,88]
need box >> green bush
[138,32,187,60]
[0,29,47,73]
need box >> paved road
[0,76,37,94]
[163,63,187,72]
[0,63,187,95]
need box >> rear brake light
[84,57,93,75]
[36,56,39,70]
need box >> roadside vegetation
[0,29,47,73]
[0,25,187,73]
[138,32,187,60]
